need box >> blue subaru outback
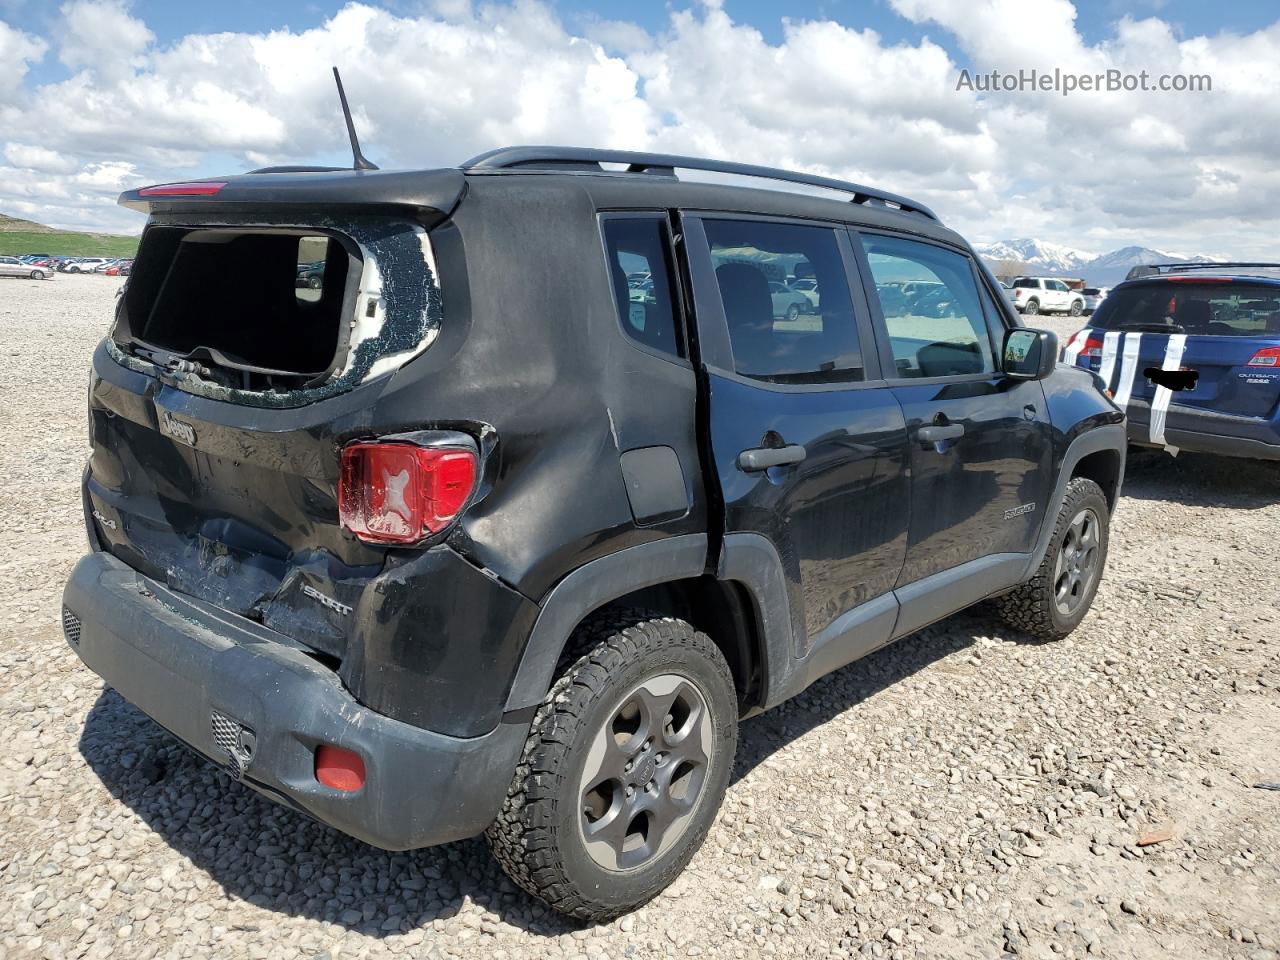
[1061,263,1280,460]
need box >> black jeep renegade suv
[63,146,1126,921]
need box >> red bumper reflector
[315,745,366,792]
[138,181,227,197]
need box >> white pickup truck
[1009,277,1085,316]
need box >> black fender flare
[1022,422,1127,579]
[502,534,709,713]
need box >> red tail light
[315,745,366,792]
[1246,346,1280,367]
[339,442,477,544]
[138,181,227,197]
[1081,336,1105,358]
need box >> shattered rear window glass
[107,212,444,408]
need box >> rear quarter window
[601,216,685,359]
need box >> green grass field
[0,229,139,258]
[0,212,139,258]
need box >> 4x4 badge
[159,411,196,446]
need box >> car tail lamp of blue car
[1246,346,1280,367]
[338,442,478,544]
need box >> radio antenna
[332,67,378,171]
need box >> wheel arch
[502,534,788,719]
[1071,446,1123,510]
[1023,423,1127,579]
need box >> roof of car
[119,146,966,248]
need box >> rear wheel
[1023,298,1040,315]
[487,612,737,922]
[996,477,1109,641]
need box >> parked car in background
[105,260,134,276]
[1061,262,1280,460]
[0,255,54,279]
[767,279,811,320]
[61,257,110,274]
[1010,277,1086,316]
[790,275,820,310]
[1081,287,1108,313]
[295,260,324,288]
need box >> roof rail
[460,146,939,221]
[1126,261,1280,280]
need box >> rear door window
[1092,282,1280,336]
[703,219,864,383]
[601,216,684,359]
[859,233,995,379]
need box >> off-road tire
[996,477,1109,641]
[486,611,737,922]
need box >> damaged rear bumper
[62,550,528,851]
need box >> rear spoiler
[118,167,467,222]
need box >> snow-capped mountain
[974,239,1220,288]
[971,238,1096,274]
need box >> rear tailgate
[88,173,464,660]
[87,354,390,661]
[1067,278,1280,442]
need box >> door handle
[738,444,807,472]
[917,423,965,443]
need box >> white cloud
[4,143,78,173]
[0,19,46,98]
[0,0,1278,258]
[57,0,154,83]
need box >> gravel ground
[2,277,1278,960]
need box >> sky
[2,0,1280,257]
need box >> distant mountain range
[972,237,1221,288]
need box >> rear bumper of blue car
[1123,399,1280,460]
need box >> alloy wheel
[1053,507,1101,616]
[578,674,713,872]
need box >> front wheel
[784,303,801,322]
[996,477,1109,641]
[487,612,738,922]
[30,270,43,280]
[1023,299,1040,315]
[1069,299,1083,316]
